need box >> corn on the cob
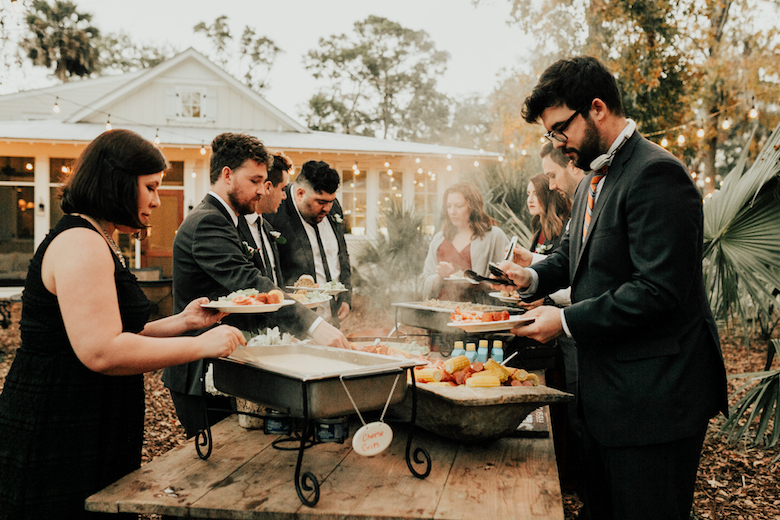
[465,373,500,387]
[425,382,456,386]
[525,373,540,386]
[511,368,530,381]
[443,355,470,374]
[484,359,511,382]
[414,368,443,383]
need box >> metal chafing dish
[210,343,425,418]
[392,301,522,333]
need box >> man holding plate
[163,133,350,438]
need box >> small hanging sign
[352,422,393,456]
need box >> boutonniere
[241,241,256,260]
[534,242,552,255]
[269,230,286,244]
[332,214,343,224]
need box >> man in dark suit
[499,57,728,519]
[237,151,291,287]
[163,134,349,437]
[266,160,352,328]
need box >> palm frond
[703,121,780,327]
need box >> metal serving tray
[392,301,522,333]
[211,344,425,419]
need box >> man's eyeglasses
[544,105,590,143]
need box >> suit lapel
[282,188,317,276]
[571,133,639,277]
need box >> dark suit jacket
[237,215,284,288]
[162,194,318,396]
[529,132,728,447]
[265,186,352,319]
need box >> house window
[341,168,366,235]
[181,89,203,118]
[0,156,36,252]
[413,170,438,235]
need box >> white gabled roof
[64,48,309,132]
[0,48,497,159]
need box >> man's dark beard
[227,190,256,216]
[568,117,602,171]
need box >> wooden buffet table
[87,414,564,519]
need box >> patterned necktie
[582,166,607,239]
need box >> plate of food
[447,307,534,332]
[202,289,296,313]
[289,290,333,309]
[489,291,523,304]
[286,275,347,295]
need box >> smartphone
[504,236,518,261]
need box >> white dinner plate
[488,291,522,304]
[301,295,333,309]
[201,299,296,313]
[286,286,347,295]
[447,315,535,333]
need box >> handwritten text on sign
[352,422,393,456]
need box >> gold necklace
[71,214,127,269]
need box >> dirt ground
[1,298,779,519]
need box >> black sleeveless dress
[0,215,152,519]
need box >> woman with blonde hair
[421,181,508,301]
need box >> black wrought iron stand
[195,365,431,506]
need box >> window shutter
[165,88,179,118]
[203,89,217,121]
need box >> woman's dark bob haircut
[61,129,168,230]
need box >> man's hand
[510,306,563,344]
[310,319,352,349]
[511,245,534,268]
[337,302,350,321]
[495,260,533,290]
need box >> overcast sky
[3,0,533,123]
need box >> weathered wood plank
[86,417,276,517]
[187,432,353,520]
[435,408,563,520]
[297,422,459,520]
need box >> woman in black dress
[0,129,245,519]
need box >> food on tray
[449,306,511,323]
[500,289,520,298]
[294,274,318,288]
[242,327,296,346]
[218,288,284,305]
[420,299,508,313]
[412,354,539,387]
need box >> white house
[0,48,496,277]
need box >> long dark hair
[440,181,494,241]
[61,129,168,229]
[529,173,571,240]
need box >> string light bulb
[749,106,758,119]
[677,134,686,146]
[352,163,358,171]
[154,129,160,145]
[52,97,60,113]
[697,128,705,139]
[200,143,206,155]
[661,138,669,147]
[473,161,479,167]
[105,115,112,131]
[498,156,504,162]
[721,118,731,130]
[384,162,390,167]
